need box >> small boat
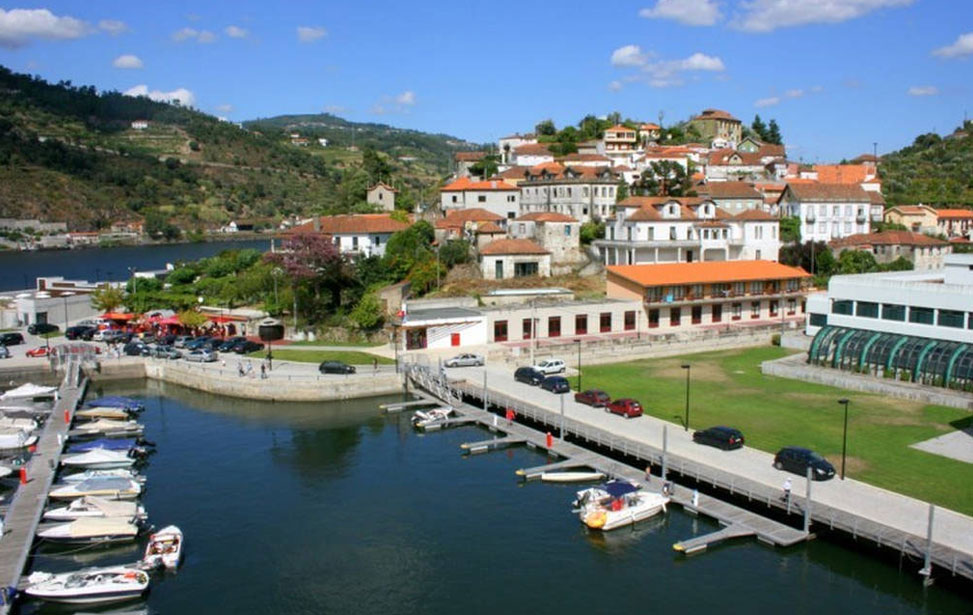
[49,477,142,501]
[0,465,13,479]
[24,565,149,605]
[76,408,131,421]
[0,383,57,401]
[139,525,183,570]
[86,397,144,413]
[37,517,141,544]
[0,416,39,432]
[573,480,669,531]
[0,428,38,452]
[541,471,606,483]
[68,438,141,453]
[44,496,147,521]
[0,404,52,417]
[60,468,144,484]
[411,407,454,429]
[70,419,144,438]
[61,449,136,470]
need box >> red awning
[101,312,136,321]
[158,315,182,326]
[208,315,245,323]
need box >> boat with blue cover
[572,480,669,531]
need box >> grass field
[580,346,973,514]
[284,340,382,348]
[250,349,394,365]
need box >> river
[0,239,272,292]
[15,380,972,614]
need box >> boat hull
[541,471,606,483]
[25,587,145,605]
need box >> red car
[26,347,52,358]
[606,398,643,418]
[574,389,611,407]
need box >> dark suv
[65,325,97,340]
[773,446,836,480]
[319,361,355,374]
[0,332,24,346]
[27,323,59,335]
[540,376,570,394]
[693,426,745,450]
[514,367,544,386]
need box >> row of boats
[410,406,670,532]
[3,392,185,606]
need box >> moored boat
[60,468,144,483]
[0,428,38,452]
[541,471,606,483]
[24,566,149,605]
[61,449,137,470]
[76,408,131,421]
[0,416,39,432]
[37,517,141,544]
[86,397,144,413]
[44,496,147,522]
[139,525,183,570]
[49,477,142,501]
[0,383,57,402]
[70,419,144,438]
[411,407,454,429]
[573,480,668,531]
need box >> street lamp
[128,267,137,295]
[838,398,850,480]
[574,339,582,391]
[681,363,691,432]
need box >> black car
[0,332,24,346]
[692,426,745,450]
[123,341,150,356]
[65,325,97,340]
[319,360,356,374]
[514,367,545,386]
[540,376,571,393]
[27,323,59,335]
[218,337,247,352]
[233,340,265,354]
[773,446,836,481]
[185,336,213,350]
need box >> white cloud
[172,27,216,43]
[297,26,327,43]
[638,0,721,26]
[733,0,913,32]
[224,25,248,38]
[933,32,973,58]
[112,54,143,69]
[124,84,196,107]
[611,47,725,88]
[98,19,127,36]
[907,85,939,96]
[610,44,649,67]
[784,88,804,98]
[678,52,725,71]
[371,91,417,115]
[215,103,234,113]
[608,80,623,92]
[754,96,780,107]
[394,90,416,106]
[0,8,90,48]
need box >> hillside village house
[512,143,554,167]
[696,181,767,214]
[366,182,397,212]
[935,209,973,238]
[517,164,620,222]
[479,238,551,280]
[606,260,811,332]
[689,109,743,148]
[433,208,505,250]
[601,124,639,165]
[778,182,871,242]
[453,151,487,178]
[287,213,409,258]
[638,123,661,145]
[594,196,780,266]
[829,231,951,271]
[883,205,938,234]
[498,133,536,164]
[440,177,520,220]
[508,212,583,274]
[704,148,766,182]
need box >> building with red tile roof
[779,182,872,242]
[440,177,521,221]
[286,214,410,258]
[829,231,951,270]
[883,204,938,234]
[935,208,973,238]
[479,239,552,280]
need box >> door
[450,333,460,347]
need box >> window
[909,307,934,325]
[733,282,745,296]
[750,281,764,294]
[731,302,742,320]
[690,284,703,298]
[518,223,526,234]
[451,195,458,203]
[523,318,532,339]
[769,300,779,317]
[575,314,587,335]
[600,312,612,333]
[669,227,677,240]
[712,283,728,297]
[646,287,664,302]
[507,195,516,203]
[514,262,538,277]
[786,278,799,291]
[494,320,508,342]
[939,310,964,329]
[832,300,854,315]
[624,311,636,331]
[882,304,906,321]
[691,305,702,324]
[712,304,722,323]
[565,226,571,236]
[856,301,878,318]
[809,313,827,327]
[548,316,561,337]
[494,260,503,279]
[751,301,761,319]
[787,299,796,315]
[648,309,659,328]
[478,195,486,203]
[352,236,359,250]
[373,236,381,246]
[670,307,681,327]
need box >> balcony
[644,287,807,307]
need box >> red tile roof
[935,208,973,220]
[890,205,935,215]
[289,214,409,235]
[513,143,553,156]
[639,123,661,130]
[476,222,505,234]
[830,231,948,248]
[441,177,520,192]
[698,181,762,199]
[813,164,871,184]
[785,182,869,202]
[497,166,529,180]
[616,196,705,208]
[557,153,611,163]
[707,148,763,166]
[732,209,777,221]
[608,260,809,288]
[454,151,487,162]
[480,238,550,255]
[436,208,504,229]
[693,108,740,122]
[515,212,578,223]
[367,182,398,193]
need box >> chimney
[313,217,321,233]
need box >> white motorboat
[0,428,38,452]
[411,407,454,429]
[24,565,149,605]
[49,477,142,501]
[75,408,131,421]
[61,449,136,470]
[0,383,57,401]
[0,416,39,432]
[540,471,606,483]
[139,525,183,570]
[44,496,147,522]
[0,465,13,479]
[37,518,140,544]
[573,480,669,531]
[60,468,144,483]
[71,419,144,436]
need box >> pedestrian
[373,357,378,372]
[644,462,652,484]
[505,408,514,425]
[245,359,253,377]
[237,360,244,377]
[782,477,792,502]
[260,363,267,379]
[267,354,273,371]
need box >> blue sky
[0,0,970,161]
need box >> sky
[0,0,970,162]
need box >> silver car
[444,353,484,368]
[184,349,217,363]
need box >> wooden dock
[0,358,86,612]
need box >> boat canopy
[602,481,640,498]
[65,518,138,538]
[76,496,139,517]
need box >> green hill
[880,122,973,206]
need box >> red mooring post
[63,409,70,423]
[546,432,553,448]
[19,466,27,485]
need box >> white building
[696,181,768,214]
[512,143,554,167]
[601,124,639,165]
[518,164,620,222]
[778,182,871,243]
[366,182,398,212]
[479,238,551,280]
[286,214,410,258]
[440,177,520,220]
[498,133,537,165]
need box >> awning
[158,315,182,326]
[101,312,136,321]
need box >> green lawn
[581,346,973,515]
[250,349,394,365]
[284,339,383,348]
[40,331,64,339]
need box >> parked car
[159,333,177,346]
[606,398,643,418]
[319,361,355,374]
[95,329,130,343]
[514,366,545,386]
[150,345,182,360]
[26,346,53,358]
[65,325,97,340]
[123,341,150,357]
[444,353,484,368]
[218,337,247,352]
[173,336,194,348]
[532,359,565,375]
[0,345,10,359]
[0,332,25,346]
[773,446,836,481]
[233,340,264,354]
[693,426,745,450]
[574,389,611,407]
[184,349,218,363]
[540,376,571,393]
[138,333,157,344]
[185,336,213,351]
[27,323,59,335]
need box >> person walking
[260,363,267,379]
[373,357,378,373]
[782,477,792,502]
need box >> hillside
[880,122,973,206]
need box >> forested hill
[880,122,973,206]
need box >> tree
[615,180,629,203]
[468,155,500,179]
[349,292,383,330]
[439,239,471,267]
[362,146,392,183]
[535,119,556,136]
[837,249,879,274]
[766,119,782,145]
[632,161,692,197]
[265,232,351,310]
[882,256,914,272]
[779,216,801,243]
[383,221,434,280]
[580,221,605,245]
[178,309,208,328]
[751,115,768,141]
[90,285,125,313]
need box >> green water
[18,380,972,614]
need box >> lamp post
[61,292,73,329]
[128,267,137,295]
[681,363,691,432]
[838,398,850,480]
[574,339,582,391]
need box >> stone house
[689,109,742,148]
[935,208,973,238]
[453,151,487,178]
[883,205,938,234]
[479,238,551,280]
[366,182,398,211]
[508,212,583,274]
[434,208,506,251]
[828,231,951,271]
